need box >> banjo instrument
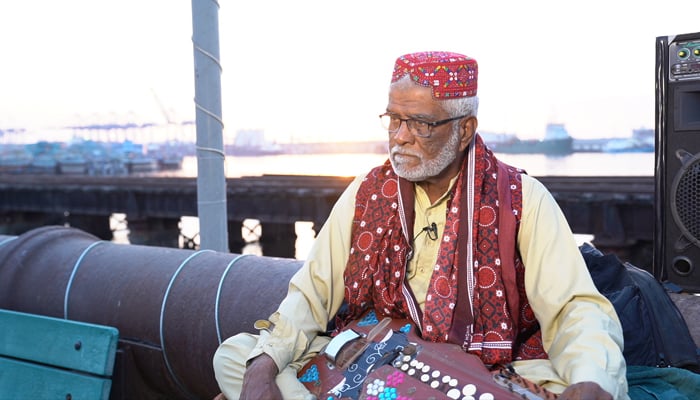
[298,310,558,400]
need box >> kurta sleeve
[514,174,629,399]
[244,175,364,372]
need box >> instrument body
[298,310,557,400]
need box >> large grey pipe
[0,226,301,399]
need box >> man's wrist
[246,353,279,377]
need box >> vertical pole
[191,0,229,252]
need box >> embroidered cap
[391,51,478,99]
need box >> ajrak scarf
[342,135,547,365]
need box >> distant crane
[150,88,176,125]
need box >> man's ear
[460,117,478,150]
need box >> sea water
[156,151,655,179]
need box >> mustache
[390,145,421,158]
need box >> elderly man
[213,51,629,400]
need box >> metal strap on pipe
[159,249,214,400]
[63,240,105,320]
[0,236,17,247]
[214,253,253,344]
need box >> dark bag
[579,243,700,372]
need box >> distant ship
[602,138,654,153]
[485,123,574,155]
[0,147,32,173]
[601,128,654,153]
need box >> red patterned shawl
[341,135,547,365]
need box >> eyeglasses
[379,113,468,138]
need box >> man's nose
[392,121,414,143]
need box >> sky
[1,0,699,143]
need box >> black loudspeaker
[655,32,700,292]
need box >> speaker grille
[672,155,700,247]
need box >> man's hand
[559,381,613,400]
[240,353,282,400]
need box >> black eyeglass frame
[379,113,469,138]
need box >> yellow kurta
[218,173,629,399]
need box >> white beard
[389,129,461,182]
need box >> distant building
[229,130,283,156]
